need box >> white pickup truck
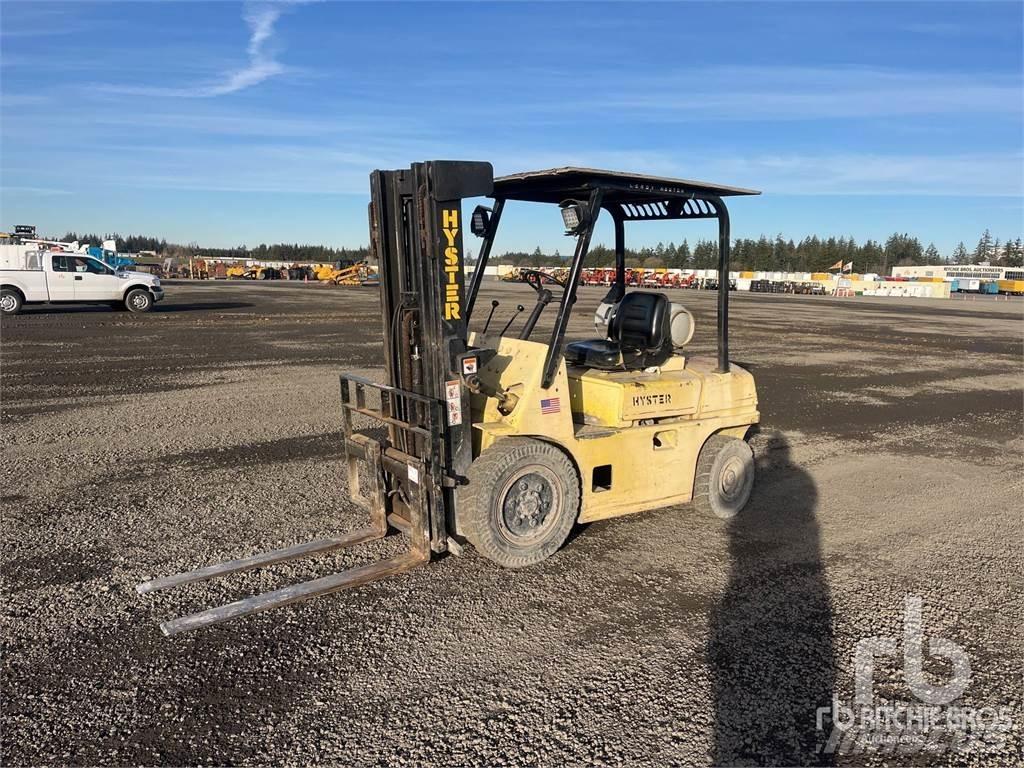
[0,250,164,315]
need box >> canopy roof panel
[493,167,760,205]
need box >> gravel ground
[2,280,1021,767]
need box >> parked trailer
[997,279,1024,296]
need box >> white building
[891,264,1024,281]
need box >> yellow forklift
[139,162,760,635]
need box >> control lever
[500,304,525,336]
[518,289,552,340]
[482,300,500,334]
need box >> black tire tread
[124,288,153,313]
[461,437,580,568]
[692,434,753,519]
[1,288,24,316]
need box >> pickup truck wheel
[1,289,23,315]
[125,288,153,313]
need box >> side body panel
[74,262,124,301]
[0,270,49,301]
[466,333,759,523]
[45,255,76,301]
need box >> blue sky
[1,1,1022,256]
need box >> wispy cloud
[415,66,1023,124]
[0,94,53,108]
[3,186,73,196]
[450,63,1016,125]
[10,138,1018,198]
[97,2,291,98]
[483,149,1024,197]
[688,151,1024,197]
[0,4,97,39]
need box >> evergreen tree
[860,240,884,274]
[884,233,924,269]
[924,243,940,263]
[693,239,717,269]
[973,229,993,262]
[952,242,969,264]
[1003,238,1024,267]
[754,235,773,271]
[677,239,691,269]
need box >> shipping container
[997,279,1024,295]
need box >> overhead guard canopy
[493,167,760,206]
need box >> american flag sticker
[540,397,561,415]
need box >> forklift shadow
[708,432,836,766]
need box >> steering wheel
[520,269,567,292]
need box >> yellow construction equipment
[500,267,525,282]
[313,260,373,285]
[332,262,365,285]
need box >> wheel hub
[0,295,15,312]
[501,471,556,540]
[719,456,746,501]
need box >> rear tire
[124,288,153,313]
[461,438,580,568]
[692,435,755,520]
[1,289,23,315]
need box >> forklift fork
[137,376,442,636]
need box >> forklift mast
[136,161,494,636]
[367,160,494,516]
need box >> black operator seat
[564,291,674,371]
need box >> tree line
[59,232,370,263]
[494,230,1023,272]
[55,229,1022,271]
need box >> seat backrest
[611,291,670,352]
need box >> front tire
[461,438,580,568]
[124,288,153,313]
[1,289,23,315]
[692,435,755,520]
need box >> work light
[559,200,588,235]
[471,205,492,237]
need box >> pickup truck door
[47,255,78,300]
[68,256,123,301]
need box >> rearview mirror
[470,205,492,238]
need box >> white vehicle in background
[0,249,164,315]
